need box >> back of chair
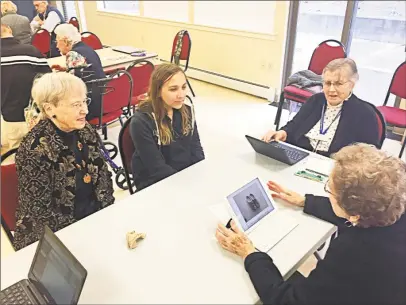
[119,117,135,194]
[308,39,347,75]
[386,62,406,104]
[31,28,51,57]
[126,60,155,99]
[367,103,386,149]
[1,149,19,243]
[69,17,80,31]
[101,70,133,114]
[81,31,103,50]
[170,30,192,70]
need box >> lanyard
[319,104,342,135]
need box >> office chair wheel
[104,141,118,160]
[115,169,135,191]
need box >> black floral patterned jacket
[13,119,115,250]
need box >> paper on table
[301,155,335,178]
[208,203,230,225]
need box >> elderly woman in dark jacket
[13,72,115,251]
[262,58,380,157]
[216,144,406,305]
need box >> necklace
[74,140,92,184]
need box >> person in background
[52,23,106,120]
[216,144,406,305]
[262,58,379,157]
[130,63,205,191]
[1,1,32,44]
[31,0,65,57]
[1,23,50,152]
[13,72,115,251]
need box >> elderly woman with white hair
[52,23,106,120]
[13,72,115,251]
[1,1,32,44]
[262,58,380,157]
[216,144,406,305]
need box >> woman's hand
[261,130,287,143]
[267,180,305,207]
[215,220,256,259]
[51,65,66,72]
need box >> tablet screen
[227,178,275,231]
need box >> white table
[1,144,336,304]
[47,47,159,71]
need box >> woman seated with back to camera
[262,58,379,157]
[51,23,106,121]
[13,72,114,251]
[130,63,205,191]
[216,144,406,305]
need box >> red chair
[81,31,103,50]
[69,17,80,32]
[1,148,19,245]
[31,28,51,57]
[274,39,347,129]
[170,30,195,97]
[118,117,136,194]
[88,70,133,138]
[377,62,406,157]
[126,59,155,113]
[367,102,387,149]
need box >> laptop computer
[246,135,309,165]
[0,226,87,305]
[112,46,146,55]
[226,178,298,253]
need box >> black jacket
[244,195,406,305]
[281,93,379,155]
[1,37,51,122]
[129,104,205,191]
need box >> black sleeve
[281,94,320,138]
[32,49,52,74]
[356,104,380,148]
[129,113,176,181]
[303,194,346,227]
[190,122,205,164]
[244,252,310,305]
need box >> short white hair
[32,72,87,113]
[54,23,82,45]
[1,1,17,14]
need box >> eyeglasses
[323,81,350,89]
[69,98,91,110]
[324,179,334,196]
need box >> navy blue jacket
[281,93,379,155]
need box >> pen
[305,168,329,178]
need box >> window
[98,1,140,15]
[194,1,275,34]
[143,1,188,22]
[61,1,78,20]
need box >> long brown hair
[138,63,191,145]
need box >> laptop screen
[28,227,87,305]
[227,178,275,231]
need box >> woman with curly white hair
[216,144,406,305]
[51,23,105,120]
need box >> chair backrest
[31,28,51,57]
[101,70,133,114]
[81,31,103,50]
[69,17,80,32]
[170,30,192,70]
[126,59,155,100]
[367,103,386,149]
[119,117,135,194]
[308,39,347,75]
[1,148,19,243]
[384,61,406,105]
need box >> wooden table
[47,47,159,71]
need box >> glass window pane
[101,1,139,14]
[143,1,188,22]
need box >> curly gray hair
[331,143,406,228]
